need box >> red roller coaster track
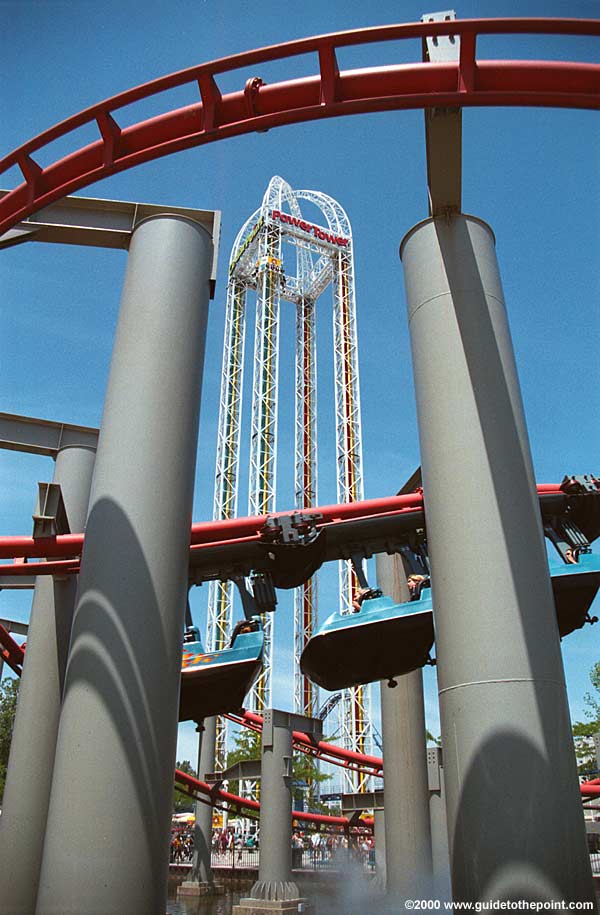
[0,484,564,568]
[0,18,598,237]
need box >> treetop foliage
[0,677,20,805]
[572,660,600,778]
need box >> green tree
[173,759,196,812]
[572,660,600,778]
[225,727,262,797]
[0,677,19,805]
[226,726,261,770]
[292,750,332,814]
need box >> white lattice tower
[293,294,318,717]
[207,218,256,768]
[208,177,371,785]
[297,190,372,792]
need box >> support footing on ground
[177,880,226,896]
[233,898,311,915]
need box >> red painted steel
[0,484,563,564]
[173,767,356,829]
[173,762,600,827]
[0,19,598,236]
[0,623,25,675]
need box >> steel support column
[35,213,213,915]
[377,552,432,898]
[0,443,95,915]
[235,709,320,915]
[179,717,221,896]
[400,214,595,901]
[374,808,386,890]
[427,747,451,897]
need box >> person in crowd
[310,830,322,863]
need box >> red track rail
[0,623,25,676]
[174,762,598,828]
[0,485,563,567]
[0,491,425,563]
[173,768,362,830]
[1,19,598,237]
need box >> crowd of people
[212,827,259,856]
[171,825,375,870]
[169,825,259,864]
[169,827,194,863]
[292,830,375,869]
[169,823,376,870]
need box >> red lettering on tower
[270,210,348,247]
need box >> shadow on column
[435,220,594,900]
[38,496,185,910]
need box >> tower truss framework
[207,176,371,789]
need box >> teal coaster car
[179,618,264,722]
[300,555,600,692]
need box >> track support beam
[234,709,321,915]
[0,442,96,915]
[178,717,225,898]
[35,212,214,915]
[400,213,595,901]
[377,552,433,899]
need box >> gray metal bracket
[341,790,384,813]
[261,511,322,545]
[421,10,462,217]
[0,411,99,457]
[422,9,459,62]
[0,191,221,299]
[283,755,293,782]
[261,708,323,749]
[0,618,29,637]
[32,482,70,538]
[427,745,443,792]
[205,758,262,784]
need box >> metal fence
[171,846,376,873]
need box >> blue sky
[1,0,598,767]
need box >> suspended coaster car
[300,554,600,693]
[179,618,264,722]
[300,585,435,692]
[550,551,600,637]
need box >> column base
[233,899,311,914]
[177,880,226,896]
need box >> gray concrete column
[179,716,220,896]
[235,709,317,915]
[193,716,217,883]
[373,808,386,889]
[0,443,95,915]
[400,214,595,902]
[36,213,213,915]
[427,747,451,898]
[251,709,298,900]
[377,552,432,898]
